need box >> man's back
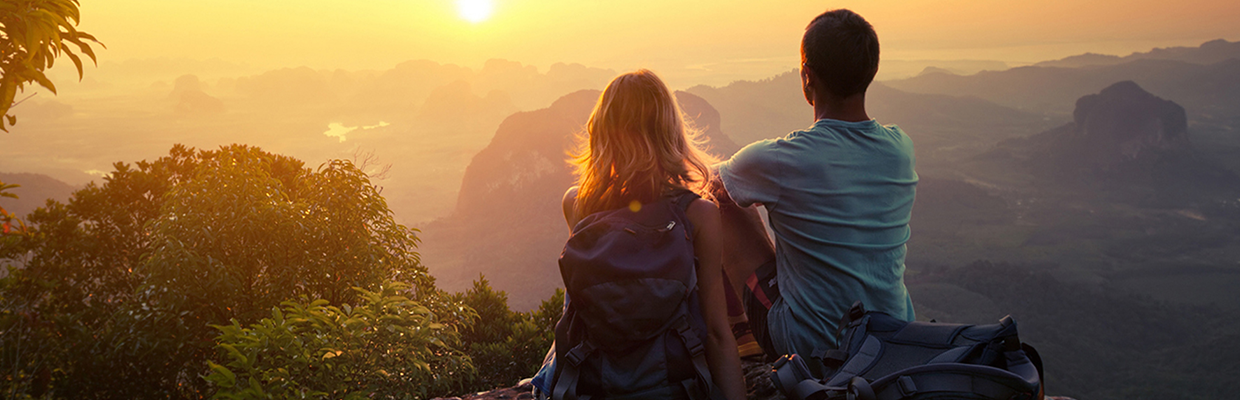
[717,118,917,355]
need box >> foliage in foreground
[0,145,441,398]
[456,277,562,391]
[206,278,564,399]
[207,282,474,400]
[1,0,103,131]
[0,145,563,399]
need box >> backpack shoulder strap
[674,317,716,400]
[552,340,597,400]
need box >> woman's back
[537,69,745,400]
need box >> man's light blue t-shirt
[718,118,918,355]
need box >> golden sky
[75,0,1240,85]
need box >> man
[714,8,917,357]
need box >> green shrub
[206,282,475,400]
[456,278,562,391]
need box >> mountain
[972,81,1239,196]
[0,173,76,218]
[420,90,739,310]
[414,80,517,130]
[885,44,1240,125]
[1035,39,1240,68]
[170,75,226,115]
[1040,80,1189,170]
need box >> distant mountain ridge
[0,173,76,218]
[886,42,1240,122]
[1035,39,1240,68]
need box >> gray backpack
[773,302,1044,400]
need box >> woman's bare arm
[688,198,747,400]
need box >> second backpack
[772,302,1044,400]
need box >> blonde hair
[570,69,718,216]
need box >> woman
[547,69,745,400]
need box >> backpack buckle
[819,349,849,370]
[676,319,706,356]
[847,377,875,400]
[897,376,917,397]
[847,301,866,322]
[565,341,596,366]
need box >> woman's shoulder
[562,186,580,227]
[684,197,719,227]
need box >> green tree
[457,275,519,346]
[0,0,102,131]
[455,278,561,391]
[0,144,439,398]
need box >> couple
[541,9,917,400]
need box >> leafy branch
[0,0,104,131]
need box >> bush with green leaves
[456,277,563,391]
[0,144,439,398]
[206,282,474,400]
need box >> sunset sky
[77,0,1240,87]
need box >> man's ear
[801,67,815,107]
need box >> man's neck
[812,92,869,123]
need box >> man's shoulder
[726,137,787,165]
[877,122,911,140]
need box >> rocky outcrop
[1071,81,1188,166]
[987,81,1200,175]
[170,75,225,115]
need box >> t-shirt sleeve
[716,140,782,208]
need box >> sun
[457,0,494,24]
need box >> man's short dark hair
[802,9,879,98]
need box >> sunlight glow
[457,0,494,24]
